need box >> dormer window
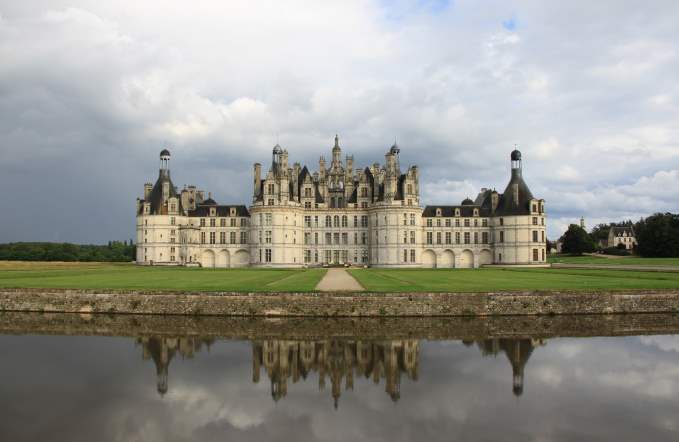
[455,209,460,217]
[473,209,479,216]
[210,208,216,216]
[230,207,236,217]
[436,208,442,217]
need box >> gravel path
[315,268,365,291]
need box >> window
[403,213,407,226]
[455,219,460,227]
[304,250,311,263]
[361,202,368,208]
[532,204,537,213]
[474,219,478,227]
[410,231,416,244]
[426,219,432,227]
[436,232,442,244]
[325,233,332,244]
[200,218,205,227]
[265,231,272,243]
[265,249,272,263]
[342,216,348,227]
[220,232,226,244]
[361,232,367,244]
[445,232,451,244]
[533,249,539,261]
[209,218,215,227]
[354,232,358,244]
[403,232,408,244]
[268,184,274,194]
[304,187,312,198]
[241,218,247,227]
[500,218,504,226]
[404,249,408,262]
[455,232,460,244]
[474,232,478,244]
[482,232,488,244]
[240,232,247,244]
[410,214,415,225]
[410,249,415,262]
[482,219,488,227]
[230,218,235,227]
[334,233,340,245]
[445,218,451,227]
[360,187,368,197]
[464,232,470,244]
[542,249,545,261]
[304,216,311,227]
[436,219,441,227]
[304,233,310,245]
[201,232,206,244]
[325,216,332,227]
[426,232,433,245]
[499,231,504,243]
[170,217,176,226]
[265,214,272,226]
[361,216,368,227]
[354,216,358,227]
[532,217,538,225]
[314,216,319,227]
[305,201,311,209]
[342,233,348,245]
[464,219,470,227]
[209,232,216,244]
[533,231,538,242]
[220,218,226,227]
[334,215,340,227]
[268,199,274,206]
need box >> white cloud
[0,0,679,242]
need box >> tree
[635,213,679,257]
[560,224,595,255]
[589,223,610,247]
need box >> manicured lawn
[548,255,679,266]
[347,267,679,292]
[0,262,326,292]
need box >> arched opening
[217,250,230,268]
[201,250,216,268]
[439,250,455,268]
[478,249,493,266]
[421,249,436,268]
[233,250,250,267]
[458,250,474,268]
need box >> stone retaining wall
[2,288,679,317]
[2,311,679,340]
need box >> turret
[332,134,342,166]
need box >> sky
[1,0,678,243]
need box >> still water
[1,313,679,441]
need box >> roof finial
[334,133,339,148]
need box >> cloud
[0,0,678,242]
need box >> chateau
[136,136,546,268]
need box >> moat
[1,313,679,441]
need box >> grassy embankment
[0,262,326,292]
[347,267,679,292]
[548,255,679,266]
[2,261,679,293]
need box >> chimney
[253,163,262,198]
[144,183,152,200]
[491,191,499,212]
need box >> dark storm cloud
[1,1,678,242]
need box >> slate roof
[140,170,182,215]
[494,169,535,216]
[187,205,250,217]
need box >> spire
[334,134,339,149]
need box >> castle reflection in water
[136,336,543,404]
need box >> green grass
[548,255,679,266]
[347,267,679,292]
[0,262,326,292]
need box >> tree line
[0,241,136,262]
[559,213,679,257]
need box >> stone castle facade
[136,137,546,268]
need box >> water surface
[1,314,678,441]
